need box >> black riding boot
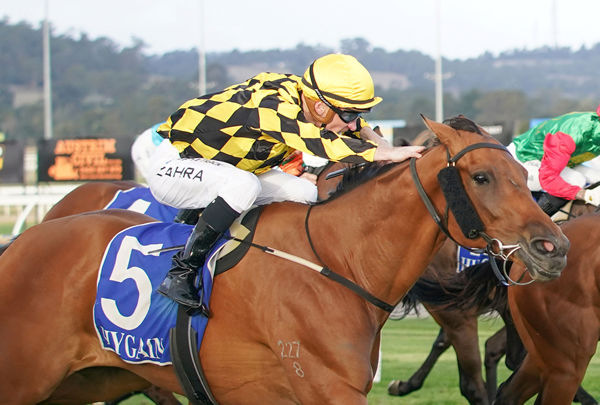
[174,208,203,225]
[157,217,221,309]
[157,197,240,311]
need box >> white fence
[0,184,80,235]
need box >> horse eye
[473,173,489,184]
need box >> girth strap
[169,306,218,405]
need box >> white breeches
[507,142,600,191]
[147,140,318,213]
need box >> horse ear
[420,114,455,145]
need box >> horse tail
[392,288,425,319]
[407,260,508,315]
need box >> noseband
[410,142,528,286]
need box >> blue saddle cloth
[103,187,179,222]
[93,221,225,365]
[456,246,489,273]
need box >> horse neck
[309,150,448,318]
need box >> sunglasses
[308,63,365,123]
[330,104,362,123]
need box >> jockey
[147,53,425,311]
[131,122,165,182]
[508,105,600,215]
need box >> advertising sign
[38,137,134,182]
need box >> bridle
[410,142,531,286]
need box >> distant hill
[1,21,599,141]
[168,42,600,99]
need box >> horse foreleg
[40,367,152,405]
[573,385,598,405]
[387,328,450,396]
[494,356,540,405]
[537,373,589,405]
[141,386,183,405]
[444,317,487,405]
[104,386,182,405]
[502,310,526,371]
[484,326,506,402]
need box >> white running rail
[0,184,80,235]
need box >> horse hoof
[387,380,412,396]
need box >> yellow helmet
[301,54,382,111]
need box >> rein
[225,224,395,312]
[410,142,527,286]
[304,205,395,312]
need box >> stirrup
[185,303,211,317]
[157,266,202,308]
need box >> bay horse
[0,115,569,405]
[493,213,600,404]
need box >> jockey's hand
[299,171,317,185]
[584,188,600,206]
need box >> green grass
[370,316,510,404]
[113,316,599,404]
[369,316,600,404]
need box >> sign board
[38,137,134,182]
[0,140,25,183]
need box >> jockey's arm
[538,132,580,200]
[360,126,391,147]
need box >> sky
[2,0,600,60]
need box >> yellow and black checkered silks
[157,72,378,175]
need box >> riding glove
[584,188,600,206]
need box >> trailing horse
[495,213,600,404]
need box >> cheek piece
[437,165,485,239]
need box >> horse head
[420,114,569,282]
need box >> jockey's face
[325,112,359,133]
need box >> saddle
[533,191,568,218]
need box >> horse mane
[404,260,509,316]
[320,162,398,201]
[319,115,483,202]
[443,115,484,135]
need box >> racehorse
[0,115,569,404]
[493,213,600,404]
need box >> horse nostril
[534,239,556,255]
[541,240,555,253]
